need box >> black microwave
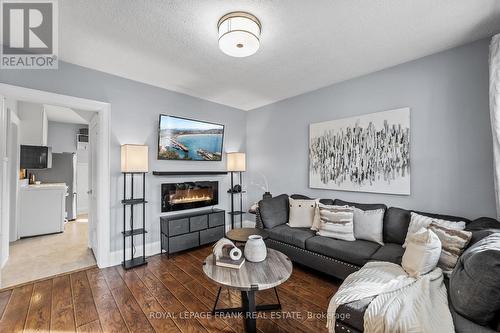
[20,145,52,169]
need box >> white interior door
[88,115,99,254]
[76,163,89,214]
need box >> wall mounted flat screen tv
[158,115,224,161]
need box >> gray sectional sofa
[255,194,500,333]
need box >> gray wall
[48,121,87,153]
[0,62,247,253]
[1,36,495,258]
[246,38,496,219]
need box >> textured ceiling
[60,0,500,110]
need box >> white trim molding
[0,83,112,268]
[109,241,161,267]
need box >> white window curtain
[490,34,500,220]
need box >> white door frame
[0,83,112,268]
[0,96,8,268]
[88,114,99,252]
[8,111,20,244]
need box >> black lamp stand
[228,171,245,230]
[121,172,148,269]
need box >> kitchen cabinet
[18,102,48,146]
[18,183,66,238]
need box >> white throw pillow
[352,207,385,245]
[287,197,319,228]
[403,212,466,248]
[314,204,355,241]
[402,228,442,277]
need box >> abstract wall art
[309,108,410,195]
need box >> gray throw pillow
[258,194,289,229]
[449,233,500,325]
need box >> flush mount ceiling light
[218,12,261,57]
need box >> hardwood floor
[0,245,339,333]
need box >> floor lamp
[227,152,246,230]
[121,144,149,269]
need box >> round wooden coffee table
[203,248,292,333]
[225,227,268,243]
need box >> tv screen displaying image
[158,115,224,161]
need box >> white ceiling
[44,104,92,124]
[60,0,500,111]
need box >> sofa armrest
[255,207,264,229]
[451,306,498,333]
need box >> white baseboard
[108,241,161,267]
[106,220,255,268]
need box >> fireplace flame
[169,192,213,204]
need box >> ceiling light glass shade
[218,12,261,57]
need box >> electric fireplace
[161,181,218,212]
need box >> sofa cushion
[319,198,335,205]
[370,243,405,264]
[450,233,500,326]
[466,217,500,247]
[469,229,500,246]
[383,207,411,244]
[450,302,499,333]
[413,210,471,224]
[259,194,289,229]
[383,207,471,245]
[337,279,497,333]
[466,217,500,231]
[291,194,334,205]
[267,224,316,249]
[290,194,312,200]
[333,199,387,212]
[305,236,380,266]
[336,297,373,332]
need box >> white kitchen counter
[19,183,67,238]
[21,183,67,190]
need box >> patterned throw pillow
[403,212,466,248]
[428,222,472,276]
[312,204,355,241]
[287,197,319,228]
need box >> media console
[160,208,225,257]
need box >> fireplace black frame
[161,181,219,212]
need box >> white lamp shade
[227,152,246,172]
[218,12,261,57]
[121,144,149,173]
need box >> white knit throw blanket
[327,261,454,333]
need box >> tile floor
[0,214,96,289]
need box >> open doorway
[0,85,111,289]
